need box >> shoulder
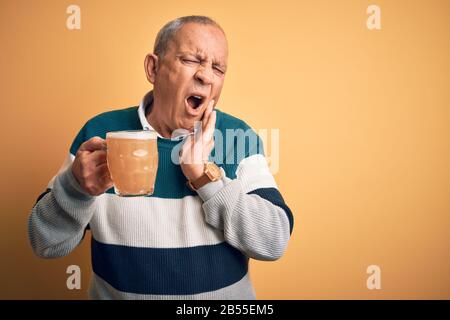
[213,109,265,179]
[84,106,140,132]
[70,106,141,155]
[215,109,252,131]
[215,109,261,145]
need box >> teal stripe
[69,105,267,198]
[91,238,248,295]
[70,107,142,156]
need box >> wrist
[187,162,222,191]
[182,164,204,181]
[58,166,95,201]
[196,177,225,202]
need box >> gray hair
[153,15,224,57]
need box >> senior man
[29,15,294,299]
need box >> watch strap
[190,173,213,190]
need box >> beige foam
[106,130,157,140]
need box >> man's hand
[71,136,114,196]
[180,100,216,182]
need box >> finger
[202,100,215,130]
[104,179,114,190]
[100,173,114,187]
[206,139,215,151]
[203,110,216,142]
[96,163,110,176]
[198,100,214,144]
[95,152,107,167]
[180,135,193,153]
[179,136,193,163]
[92,174,114,195]
[79,136,107,152]
[84,150,107,167]
[202,140,215,160]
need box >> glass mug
[106,130,158,197]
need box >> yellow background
[1,0,449,299]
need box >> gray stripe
[28,168,95,258]
[89,272,256,300]
[202,179,291,261]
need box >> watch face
[205,163,221,180]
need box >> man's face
[151,23,228,132]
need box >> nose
[194,66,213,86]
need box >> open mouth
[186,95,204,109]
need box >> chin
[177,120,195,132]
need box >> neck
[146,100,173,139]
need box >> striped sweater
[28,92,294,299]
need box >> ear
[144,53,159,84]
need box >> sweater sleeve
[28,155,96,259]
[197,152,294,261]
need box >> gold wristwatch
[187,162,222,191]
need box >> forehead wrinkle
[172,27,228,66]
[195,48,227,68]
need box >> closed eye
[182,58,200,64]
[214,67,225,75]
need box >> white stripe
[91,194,224,248]
[236,154,278,193]
[47,153,75,189]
